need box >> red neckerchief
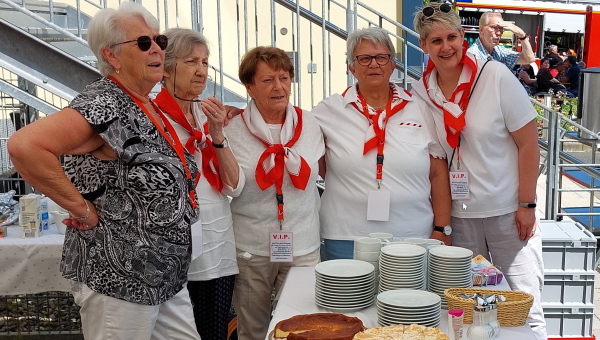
[240,106,309,222]
[422,40,477,149]
[346,84,410,185]
[108,77,197,208]
[154,88,223,192]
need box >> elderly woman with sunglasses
[153,27,243,340]
[7,3,201,340]
[311,26,452,260]
[411,4,546,339]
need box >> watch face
[444,226,452,235]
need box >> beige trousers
[233,248,320,340]
[451,212,547,340]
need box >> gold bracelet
[70,199,90,221]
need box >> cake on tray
[353,324,449,340]
[273,313,365,340]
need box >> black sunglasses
[113,35,168,52]
[422,3,452,17]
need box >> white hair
[87,1,159,76]
[163,28,210,74]
[346,27,396,64]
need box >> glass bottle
[467,305,494,340]
[489,302,500,337]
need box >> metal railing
[532,95,600,232]
[0,0,424,109]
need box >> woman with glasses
[7,3,201,339]
[153,27,243,340]
[311,26,452,260]
[411,4,546,339]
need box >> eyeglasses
[355,54,392,67]
[422,3,452,18]
[113,35,168,52]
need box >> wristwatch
[433,225,452,236]
[212,137,229,148]
[519,33,531,40]
[518,202,537,208]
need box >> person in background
[226,46,324,340]
[467,11,534,69]
[312,26,452,260]
[561,55,581,97]
[536,58,568,95]
[155,27,244,340]
[546,44,563,67]
[516,63,536,95]
[7,3,201,339]
[412,4,546,339]
[578,61,586,69]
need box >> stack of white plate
[378,244,426,293]
[376,289,442,327]
[315,259,376,312]
[427,246,473,308]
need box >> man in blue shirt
[467,12,535,70]
[561,56,580,97]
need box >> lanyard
[353,90,408,189]
[108,77,198,208]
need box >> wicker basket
[444,288,533,327]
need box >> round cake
[353,324,449,340]
[273,313,365,340]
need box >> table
[0,225,70,295]
[267,267,536,340]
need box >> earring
[115,69,120,74]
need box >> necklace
[370,103,387,111]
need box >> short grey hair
[550,45,558,53]
[479,11,502,29]
[413,3,462,40]
[346,27,396,64]
[163,28,210,75]
[87,1,159,77]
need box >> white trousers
[72,282,201,340]
[452,212,547,340]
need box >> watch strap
[433,226,445,233]
[212,137,228,148]
[518,202,537,208]
[519,34,531,40]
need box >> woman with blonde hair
[411,3,546,339]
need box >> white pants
[72,282,201,340]
[452,212,547,340]
[233,248,321,340]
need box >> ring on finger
[212,112,218,118]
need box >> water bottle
[40,196,49,231]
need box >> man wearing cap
[468,11,535,70]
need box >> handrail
[0,0,88,46]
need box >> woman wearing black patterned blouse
[7,3,201,340]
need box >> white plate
[316,294,374,305]
[316,282,374,292]
[378,316,440,327]
[428,246,473,259]
[319,303,374,313]
[377,312,441,323]
[377,300,440,312]
[377,289,441,308]
[315,259,374,278]
[381,244,427,257]
[316,276,375,286]
[316,298,374,310]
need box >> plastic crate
[540,221,597,272]
[542,270,595,305]
[544,304,594,338]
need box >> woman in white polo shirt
[411,4,546,340]
[312,26,452,260]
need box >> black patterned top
[60,77,199,305]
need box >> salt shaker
[467,305,494,340]
[489,302,500,337]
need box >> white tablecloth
[266,267,536,340]
[0,225,70,295]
